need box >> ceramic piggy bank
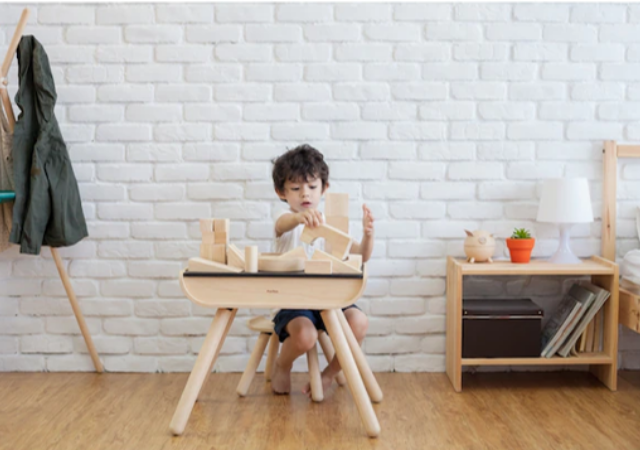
[463,230,496,264]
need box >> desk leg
[198,309,236,401]
[170,308,235,436]
[336,309,383,403]
[321,309,380,438]
[318,331,346,386]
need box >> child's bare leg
[272,316,318,394]
[303,308,369,396]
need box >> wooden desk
[169,264,383,437]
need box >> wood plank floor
[1,371,639,450]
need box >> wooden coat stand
[1,8,103,372]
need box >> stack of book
[540,281,610,358]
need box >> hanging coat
[9,36,87,255]
[0,108,14,253]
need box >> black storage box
[462,299,543,358]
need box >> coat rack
[1,8,103,372]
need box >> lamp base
[548,223,582,264]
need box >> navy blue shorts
[273,305,360,343]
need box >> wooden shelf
[619,287,640,333]
[462,353,613,366]
[454,256,615,276]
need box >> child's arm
[350,204,375,263]
[275,209,323,238]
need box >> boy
[270,144,374,396]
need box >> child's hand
[362,204,374,237]
[297,209,323,228]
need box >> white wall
[1,3,640,372]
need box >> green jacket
[9,36,87,255]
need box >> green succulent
[511,228,532,239]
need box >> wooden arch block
[301,223,352,261]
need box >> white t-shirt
[273,208,325,258]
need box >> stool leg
[197,309,236,402]
[337,309,383,403]
[265,333,279,382]
[170,308,235,436]
[318,330,346,387]
[236,332,270,397]
[307,343,323,402]
[321,309,380,438]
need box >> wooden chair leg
[236,332,270,397]
[307,343,323,402]
[50,247,103,373]
[170,308,235,436]
[336,309,383,403]
[321,309,380,438]
[265,333,279,382]
[318,330,346,386]
[197,309,236,401]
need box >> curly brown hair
[272,144,329,200]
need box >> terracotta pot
[506,238,535,264]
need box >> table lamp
[536,178,593,264]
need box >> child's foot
[302,370,334,398]
[271,360,291,395]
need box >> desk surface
[184,270,364,279]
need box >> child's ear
[275,188,287,201]
[322,181,330,194]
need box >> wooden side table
[169,265,383,438]
[446,256,619,392]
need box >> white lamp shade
[537,178,593,224]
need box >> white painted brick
[154,124,210,142]
[276,4,331,22]
[87,222,130,239]
[130,184,184,202]
[544,25,597,43]
[128,144,182,162]
[275,44,331,62]
[157,85,212,103]
[306,64,361,82]
[66,66,124,84]
[395,44,449,62]
[96,46,153,63]
[246,64,302,82]
[571,5,625,23]
[274,83,331,101]
[513,43,567,61]
[46,317,101,335]
[601,64,640,81]
[66,26,120,44]
[388,162,445,180]
[126,105,182,123]
[155,243,200,261]
[125,26,182,43]
[95,161,150,181]
[420,182,475,200]
[539,103,594,121]
[334,83,390,101]
[449,201,503,219]
[2,280,42,296]
[392,83,447,101]
[130,223,188,240]
[126,64,181,83]
[426,23,482,41]
[0,318,44,335]
[156,45,210,63]
[395,354,444,372]
[364,24,420,42]
[155,164,209,181]
[449,162,502,180]
[360,142,415,160]
[419,103,474,121]
[0,337,17,354]
[46,46,94,64]
[304,24,360,42]
[186,25,241,43]
[215,84,270,102]
[571,83,624,100]
[21,335,73,354]
[104,356,158,372]
[331,122,387,140]
[514,5,569,22]
[97,6,153,24]
[536,143,601,161]
[477,142,535,160]
[566,122,623,140]
[69,260,126,278]
[302,103,358,121]
[157,5,214,24]
[216,44,271,62]
[98,85,153,102]
[601,25,640,43]
[96,124,151,142]
[370,297,425,316]
[453,43,509,61]
[104,318,159,336]
[336,4,390,22]
[246,24,301,42]
[183,143,239,161]
[389,202,446,219]
[98,242,154,260]
[390,279,445,296]
[0,356,45,372]
[507,162,564,180]
[363,182,418,199]
[216,4,273,23]
[477,102,535,121]
[74,336,131,354]
[272,123,330,141]
[362,103,416,121]
[572,44,625,62]
[416,261,447,278]
[454,4,510,21]
[215,124,270,141]
[13,259,63,278]
[185,65,242,83]
[154,203,208,221]
[98,203,153,221]
[510,83,565,100]
[601,103,640,120]
[394,316,445,335]
[19,298,70,316]
[160,318,211,336]
[39,6,94,24]
[394,4,451,21]
[135,337,189,355]
[451,82,507,100]
[450,123,505,141]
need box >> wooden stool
[236,316,347,402]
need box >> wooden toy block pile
[187,193,362,275]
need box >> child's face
[276,176,327,212]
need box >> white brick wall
[2,3,640,373]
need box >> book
[541,284,595,357]
[557,281,610,357]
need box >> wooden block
[301,223,352,261]
[199,218,214,234]
[201,243,226,264]
[311,249,361,274]
[346,254,362,270]
[325,193,349,218]
[305,260,332,274]
[259,256,305,272]
[245,246,258,273]
[226,244,245,270]
[214,219,230,233]
[278,246,307,260]
[188,257,242,273]
[202,232,215,244]
[214,231,228,245]
[326,216,349,234]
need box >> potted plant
[506,228,535,263]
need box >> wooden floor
[1,371,640,450]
